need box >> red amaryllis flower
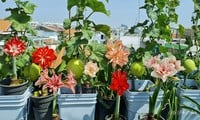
[32,46,57,69]
[4,36,26,57]
[109,69,129,96]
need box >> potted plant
[57,0,111,120]
[176,0,200,119]
[98,39,130,120]
[177,57,200,120]
[142,54,185,120]
[0,0,36,119]
[0,36,29,95]
[57,56,100,120]
[104,69,129,120]
[0,0,36,95]
[26,46,65,120]
[123,51,163,120]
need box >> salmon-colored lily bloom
[105,40,130,68]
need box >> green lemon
[23,63,41,82]
[183,59,196,73]
[66,59,84,79]
[130,62,145,77]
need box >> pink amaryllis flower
[35,69,49,87]
[32,46,57,69]
[43,73,64,94]
[105,40,130,68]
[84,61,99,78]
[109,69,129,96]
[4,36,26,57]
[151,61,177,82]
[64,70,77,94]
[144,55,161,69]
[145,55,185,82]
[167,56,185,71]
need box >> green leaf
[181,105,200,115]
[129,20,149,34]
[145,40,157,51]
[94,24,110,37]
[22,1,36,14]
[87,0,109,15]
[1,0,6,2]
[8,18,30,31]
[82,29,94,39]
[67,0,81,10]
[183,95,200,110]
[147,8,157,20]
[156,0,165,9]
[178,24,185,38]
[58,61,67,73]
[148,27,160,38]
[7,9,31,24]
[63,18,71,30]
[159,45,168,53]
[89,41,106,62]
[16,53,30,68]
[158,14,169,26]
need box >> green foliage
[63,0,110,60]
[0,54,12,79]
[192,0,200,47]
[61,0,111,91]
[89,41,107,62]
[5,0,36,35]
[94,24,111,38]
[149,82,161,115]
[181,95,200,115]
[131,0,180,42]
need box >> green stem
[52,94,57,114]
[114,95,120,120]
[13,57,17,79]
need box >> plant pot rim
[31,93,54,99]
[0,79,29,88]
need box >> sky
[0,0,194,28]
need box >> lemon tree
[130,62,145,78]
[66,59,84,79]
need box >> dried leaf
[50,47,65,69]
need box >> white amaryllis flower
[84,61,99,78]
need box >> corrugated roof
[0,19,11,32]
[40,24,64,32]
